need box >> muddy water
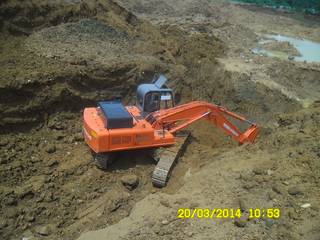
[253,34,320,63]
[267,34,320,62]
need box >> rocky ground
[0,0,319,239]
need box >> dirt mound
[26,19,131,62]
[0,0,138,35]
[115,0,220,17]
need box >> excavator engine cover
[98,101,133,129]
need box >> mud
[0,0,319,240]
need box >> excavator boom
[146,101,259,144]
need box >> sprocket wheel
[94,153,115,170]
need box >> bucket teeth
[152,133,191,187]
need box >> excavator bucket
[239,124,260,144]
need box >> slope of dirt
[0,0,139,35]
[79,103,320,240]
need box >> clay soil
[0,0,319,240]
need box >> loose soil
[0,0,319,240]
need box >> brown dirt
[0,0,319,240]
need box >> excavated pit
[0,0,317,239]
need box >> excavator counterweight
[83,75,260,187]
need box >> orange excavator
[83,75,259,187]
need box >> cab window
[160,93,173,109]
[144,92,160,112]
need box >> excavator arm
[146,101,259,144]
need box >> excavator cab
[137,75,174,114]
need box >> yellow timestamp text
[177,208,281,219]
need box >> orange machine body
[83,106,175,153]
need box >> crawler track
[152,133,191,187]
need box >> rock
[288,56,295,60]
[55,133,65,140]
[5,196,17,206]
[30,156,40,163]
[160,199,171,208]
[25,213,35,222]
[267,191,277,200]
[121,174,139,190]
[65,136,75,144]
[254,175,265,183]
[161,219,169,225]
[74,133,83,141]
[288,186,303,196]
[282,181,289,186]
[243,181,257,190]
[187,231,193,237]
[75,168,84,176]
[34,225,52,236]
[152,225,161,234]
[44,192,56,202]
[264,218,275,228]
[29,175,46,192]
[288,208,299,220]
[238,198,247,212]
[267,169,273,175]
[45,145,56,154]
[44,176,52,183]
[277,116,293,127]
[301,203,311,208]
[16,186,34,199]
[21,229,38,240]
[0,218,8,229]
[0,139,9,147]
[46,159,59,167]
[107,192,130,212]
[44,167,55,175]
[234,217,247,228]
[6,208,19,218]
[272,184,284,195]
[0,157,8,164]
[252,167,264,175]
[48,118,65,130]
[189,201,199,209]
[130,229,141,237]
